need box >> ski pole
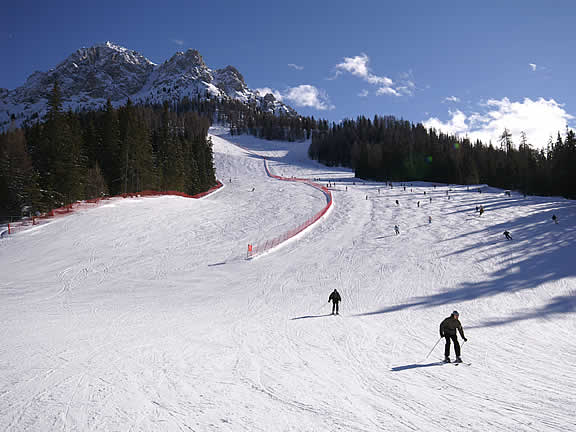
[315,301,328,313]
[424,337,443,360]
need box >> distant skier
[503,230,512,240]
[395,200,399,206]
[394,225,400,235]
[479,205,484,216]
[328,289,341,315]
[440,311,467,363]
[417,201,420,208]
[428,216,432,224]
[251,187,255,192]
[429,197,432,203]
[552,214,558,224]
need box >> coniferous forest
[0,84,216,220]
[308,115,576,199]
[3,86,576,222]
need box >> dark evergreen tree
[0,129,42,219]
[308,115,576,199]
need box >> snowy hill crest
[0,42,296,128]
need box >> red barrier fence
[1,181,223,237]
[247,158,332,259]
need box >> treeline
[309,115,576,199]
[145,95,317,142]
[0,84,216,220]
[228,108,318,142]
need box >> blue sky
[1,0,575,147]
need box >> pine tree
[0,129,42,218]
[100,99,122,194]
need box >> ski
[440,360,471,366]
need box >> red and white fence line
[246,157,332,259]
[1,182,223,237]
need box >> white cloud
[326,71,342,81]
[172,39,184,46]
[529,63,537,72]
[396,83,415,96]
[334,53,410,97]
[257,85,334,110]
[358,89,369,97]
[424,110,469,136]
[335,53,393,86]
[283,85,334,110]
[255,87,284,101]
[443,96,461,103]
[423,97,574,149]
[376,87,400,97]
[288,63,304,70]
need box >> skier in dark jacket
[503,230,512,240]
[440,311,467,363]
[328,289,341,315]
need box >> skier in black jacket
[440,311,467,363]
[328,289,341,315]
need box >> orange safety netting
[2,182,223,236]
[247,158,332,259]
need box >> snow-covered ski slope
[1,125,575,431]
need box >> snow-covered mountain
[0,41,296,128]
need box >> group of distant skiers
[327,184,562,364]
[388,184,560,242]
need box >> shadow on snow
[357,201,576,327]
[390,362,443,372]
[291,314,334,320]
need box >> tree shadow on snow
[467,293,576,328]
[357,199,576,327]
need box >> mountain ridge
[0,41,296,128]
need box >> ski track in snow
[1,125,575,431]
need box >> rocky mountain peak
[0,43,296,129]
[164,49,207,70]
[70,41,155,68]
[214,65,247,93]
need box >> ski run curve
[1,125,575,431]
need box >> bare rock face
[153,49,213,89]
[0,42,296,129]
[13,42,155,104]
[214,66,247,94]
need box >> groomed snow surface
[1,126,575,431]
